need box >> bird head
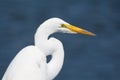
[40,18,95,36]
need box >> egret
[2,18,95,80]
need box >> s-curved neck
[47,39,64,79]
[34,26,64,79]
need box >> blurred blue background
[0,0,120,80]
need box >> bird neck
[34,26,64,79]
[47,43,64,80]
[35,29,64,80]
[34,26,50,48]
[34,22,58,45]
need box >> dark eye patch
[61,24,66,28]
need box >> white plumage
[2,18,95,80]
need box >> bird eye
[61,24,66,28]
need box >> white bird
[2,18,95,80]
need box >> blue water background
[0,0,120,80]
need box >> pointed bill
[63,24,96,36]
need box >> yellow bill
[62,24,96,36]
